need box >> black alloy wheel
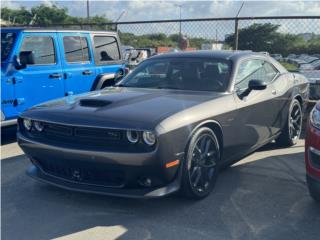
[181,127,221,199]
[289,102,302,141]
[276,99,302,147]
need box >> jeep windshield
[118,58,232,92]
[1,32,16,61]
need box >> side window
[93,36,120,63]
[236,59,264,90]
[263,62,279,83]
[20,36,55,65]
[63,36,90,63]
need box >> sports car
[18,51,309,199]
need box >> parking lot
[1,127,319,240]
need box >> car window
[93,36,120,63]
[63,36,90,63]
[119,58,232,92]
[236,59,278,90]
[263,62,278,82]
[20,36,55,65]
[1,32,16,61]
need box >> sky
[2,0,320,22]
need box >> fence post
[234,18,239,50]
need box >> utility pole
[234,2,244,50]
[87,0,90,23]
[174,4,183,39]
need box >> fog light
[138,177,152,187]
[23,119,32,131]
[34,121,44,132]
[126,130,139,143]
[142,131,156,146]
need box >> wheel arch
[188,120,224,158]
[294,94,303,106]
[91,73,116,91]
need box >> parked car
[300,70,320,100]
[305,102,320,201]
[300,59,320,71]
[270,54,283,61]
[18,51,309,199]
[1,28,126,127]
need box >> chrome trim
[1,119,17,127]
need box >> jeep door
[58,32,96,95]
[92,34,124,88]
[14,32,65,114]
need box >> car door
[92,34,124,88]
[58,32,96,95]
[233,58,279,151]
[14,32,65,114]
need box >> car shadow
[1,125,17,145]
[2,146,320,240]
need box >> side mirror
[248,79,267,91]
[13,55,26,70]
[19,51,35,65]
[238,79,267,99]
[14,51,35,70]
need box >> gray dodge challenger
[18,51,309,199]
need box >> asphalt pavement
[1,127,320,240]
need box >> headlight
[23,119,32,131]
[142,131,156,146]
[310,106,320,129]
[34,121,44,132]
[126,130,139,143]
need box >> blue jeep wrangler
[1,28,126,127]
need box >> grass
[279,61,299,72]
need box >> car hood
[22,87,223,130]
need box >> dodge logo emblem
[72,170,82,181]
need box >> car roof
[151,50,265,61]
[1,27,117,35]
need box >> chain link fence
[4,16,320,98]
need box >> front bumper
[27,165,180,198]
[18,132,182,198]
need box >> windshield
[119,58,232,92]
[1,32,16,61]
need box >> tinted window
[119,58,231,92]
[94,36,120,63]
[63,36,90,63]
[1,32,16,61]
[20,36,55,65]
[236,59,278,90]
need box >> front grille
[34,157,125,187]
[35,122,125,148]
[18,119,155,152]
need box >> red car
[305,102,320,201]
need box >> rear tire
[180,127,221,200]
[275,99,302,147]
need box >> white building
[201,43,224,50]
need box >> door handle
[49,73,62,79]
[82,70,93,75]
[271,89,277,95]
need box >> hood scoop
[79,99,112,108]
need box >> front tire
[276,99,302,147]
[180,127,221,200]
